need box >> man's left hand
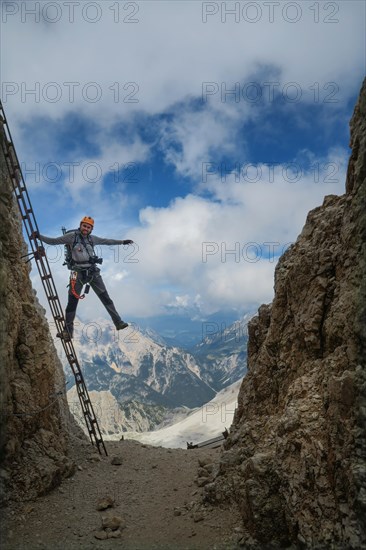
[122,240,134,245]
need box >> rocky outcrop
[206,79,366,548]
[0,125,78,502]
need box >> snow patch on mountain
[110,380,242,449]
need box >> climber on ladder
[37,216,134,341]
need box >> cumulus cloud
[2,1,364,121]
[90,147,346,317]
[30,143,348,320]
[6,0,364,323]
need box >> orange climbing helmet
[80,216,94,228]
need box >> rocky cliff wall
[0,124,78,502]
[206,79,366,548]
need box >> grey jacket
[39,230,127,268]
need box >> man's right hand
[122,240,134,245]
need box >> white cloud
[111,270,129,282]
[62,137,151,199]
[2,1,364,123]
[30,144,348,320]
[7,0,364,323]
[95,148,346,316]
[3,2,363,192]
[159,103,243,180]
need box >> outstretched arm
[91,236,134,246]
[38,232,76,245]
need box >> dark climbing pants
[65,269,122,336]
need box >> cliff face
[206,80,366,548]
[0,127,77,502]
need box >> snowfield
[111,380,241,448]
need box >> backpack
[61,227,96,270]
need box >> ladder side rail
[2,140,67,336]
[0,105,53,269]
[75,389,95,443]
[4,153,39,241]
[0,139,58,292]
[41,275,59,302]
[72,360,106,439]
[0,101,107,456]
[57,328,107,454]
[0,108,66,312]
[62,344,107,454]
[77,395,105,453]
[5,163,67,328]
[76,383,106,454]
[1,150,37,257]
[38,268,65,318]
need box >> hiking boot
[115,321,128,331]
[56,330,72,342]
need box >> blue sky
[1,0,365,339]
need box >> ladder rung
[41,274,52,281]
[48,296,58,301]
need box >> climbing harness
[69,271,93,300]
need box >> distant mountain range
[58,313,253,434]
[68,379,242,445]
[129,309,245,348]
[192,313,252,391]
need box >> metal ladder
[0,100,107,456]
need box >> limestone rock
[0,118,83,502]
[94,530,108,540]
[101,514,125,530]
[111,455,123,466]
[206,79,366,549]
[96,496,115,511]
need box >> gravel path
[2,439,242,549]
